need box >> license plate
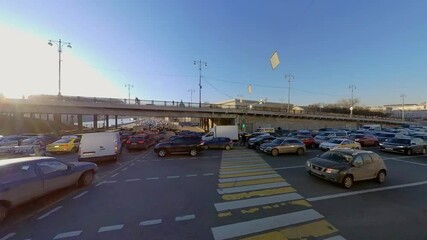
[131,143,137,145]
[385,148,393,150]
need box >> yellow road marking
[241,208,259,214]
[242,220,338,240]
[218,178,285,188]
[220,171,276,179]
[218,212,232,218]
[221,187,296,201]
[220,165,271,173]
[289,199,312,208]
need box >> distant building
[215,99,294,112]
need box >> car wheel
[376,170,386,183]
[342,175,353,189]
[158,149,167,157]
[406,149,413,156]
[296,148,305,155]
[203,145,209,150]
[0,204,7,223]
[78,171,94,187]
[225,145,231,150]
[189,149,198,157]
[271,149,279,156]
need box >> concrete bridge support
[93,114,98,130]
[78,115,83,132]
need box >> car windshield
[54,138,73,144]
[319,151,353,163]
[329,139,343,144]
[271,139,284,144]
[386,138,410,144]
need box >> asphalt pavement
[0,145,426,240]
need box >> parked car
[126,134,157,150]
[319,138,361,151]
[78,132,122,162]
[348,134,379,147]
[247,135,276,150]
[0,156,98,222]
[247,132,270,141]
[379,137,426,155]
[372,132,396,143]
[295,134,316,149]
[46,138,80,154]
[202,137,233,150]
[259,137,306,156]
[306,149,387,189]
[154,136,204,157]
[0,136,29,147]
[314,131,348,146]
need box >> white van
[78,132,122,162]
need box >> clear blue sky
[0,0,426,107]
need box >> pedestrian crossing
[211,149,345,240]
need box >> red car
[348,134,379,147]
[296,134,316,149]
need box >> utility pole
[284,74,294,112]
[194,60,207,108]
[188,89,195,106]
[125,84,133,104]
[349,85,356,118]
[400,94,406,121]
[48,39,72,96]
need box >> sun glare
[0,23,124,99]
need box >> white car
[319,138,361,151]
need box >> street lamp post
[349,85,356,118]
[285,74,294,112]
[188,89,195,106]
[400,94,406,121]
[125,84,134,104]
[48,39,72,96]
[194,60,207,108]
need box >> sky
[0,0,426,107]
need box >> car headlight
[325,168,339,174]
[306,161,311,167]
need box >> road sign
[270,51,280,70]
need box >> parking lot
[0,145,426,239]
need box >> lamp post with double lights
[48,39,72,96]
[125,84,134,104]
[194,60,207,108]
[188,89,195,107]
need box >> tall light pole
[400,94,406,121]
[48,39,72,96]
[125,84,133,104]
[194,60,207,108]
[285,74,294,112]
[349,85,356,118]
[188,89,195,106]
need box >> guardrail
[16,95,404,122]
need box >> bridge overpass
[0,96,409,133]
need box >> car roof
[329,149,374,155]
[0,156,56,167]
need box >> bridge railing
[19,95,405,121]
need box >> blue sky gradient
[0,0,426,106]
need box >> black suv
[379,137,426,155]
[154,136,204,157]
